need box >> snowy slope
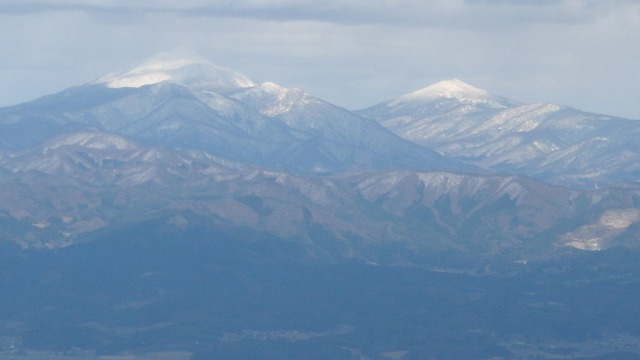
[360,80,640,188]
[0,54,464,174]
[1,62,640,256]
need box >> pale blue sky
[1,0,639,119]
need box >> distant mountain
[0,53,461,174]
[3,54,640,358]
[2,131,639,259]
[359,79,640,188]
[1,54,639,257]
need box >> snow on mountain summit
[405,79,490,100]
[96,52,256,93]
[392,79,516,109]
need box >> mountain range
[1,52,639,259]
[2,52,640,359]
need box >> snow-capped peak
[95,52,256,93]
[406,79,489,99]
[394,79,514,108]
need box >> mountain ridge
[1,57,466,175]
[359,80,640,189]
[1,52,639,257]
[4,131,640,256]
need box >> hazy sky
[1,0,639,119]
